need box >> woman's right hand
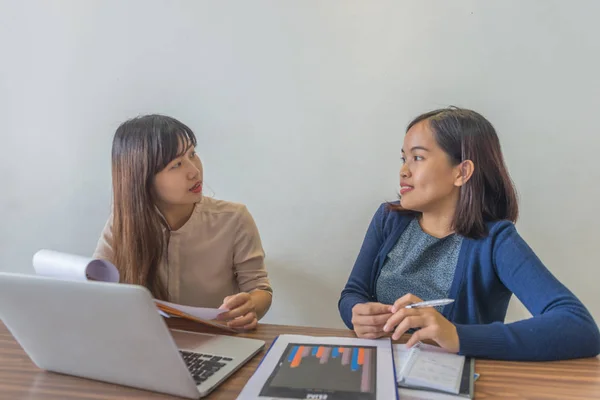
[351,302,393,339]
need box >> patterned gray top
[375,218,463,311]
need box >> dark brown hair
[390,107,518,238]
[111,114,197,299]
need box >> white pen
[405,298,454,309]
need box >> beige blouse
[93,197,272,308]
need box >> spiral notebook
[394,342,475,399]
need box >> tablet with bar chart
[260,343,376,399]
[237,334,397,400]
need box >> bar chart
[260,343,377,400]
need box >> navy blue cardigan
[338,203,600,361]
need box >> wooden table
[1,319,599,399]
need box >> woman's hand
[216,292,258,330]
[383,294,459,352]
[351,302,393,339]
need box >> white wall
[1,0,599,328]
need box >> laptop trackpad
[169,329,220,351]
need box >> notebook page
[398,387,466,400]
[404,348,465,394]
[394,344,413,370]
[394,342,455,378]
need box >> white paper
[394,342,453,369]
[154,299,225,320]
[398,387,465,400]
[33,249,119,282]
[394,343,465,395]
[395,342,452,378]
[237,334,398,400]
[407,350,464,393]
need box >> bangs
[154,117,198,172]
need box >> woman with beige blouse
[93,114,272,330]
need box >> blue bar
[351,348,359,371]
[311,346,318,356]
[331,347,339,358]
[288,346,299,363]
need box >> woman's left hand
[383,294,460,352]
[216,292,258,330]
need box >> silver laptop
[0,272,265,398]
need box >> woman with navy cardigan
[338,107,600,361]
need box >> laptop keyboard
[179,350,233,385]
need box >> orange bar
[338,347,345,353]
[316,346,324,358]
[358,348,365,365]
[291,346,304,368]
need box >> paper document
[33,249,119,282]
[153,300,237,333]
[32,249,235,332]
[154,300,225,321]
[238,334,398,399]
